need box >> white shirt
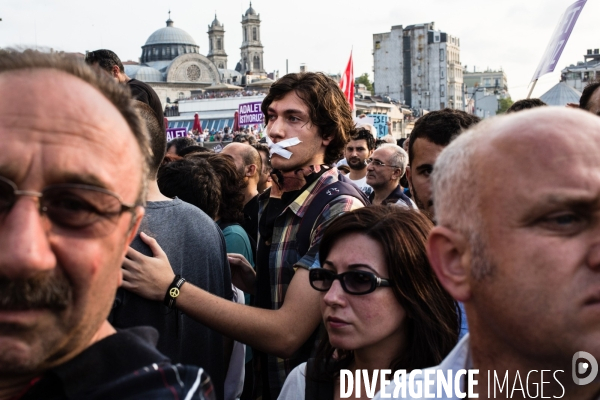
[278,362,307,400]
[350,176,374,197]
[373,335,471,400]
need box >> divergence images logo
[572,351,598,385]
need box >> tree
[355,73,373,94]
[497,97,514,114]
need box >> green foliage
[497,97,514,114]
[356,73,373,93]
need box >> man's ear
[245,164,257,178]
[125,206,145,248]
[111,65,121,78]
[427,226,472,302]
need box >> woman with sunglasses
[278,206,460,399]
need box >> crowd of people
[1,46,600,400]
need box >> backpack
[295,173,370,257]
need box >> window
[440,49,445,61]
[178,92,185,100]
[244,28,247,42]
[253,55,260,70]
[484,78,491,86]
[440,84,445,97]
[217,38,222,50]
[253,27,257,41]
[375,41,381,49]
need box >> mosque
[124,3,267,107]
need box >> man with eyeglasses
[366,144,414,208]
[0,50,215,399]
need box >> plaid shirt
[257,167,364,396]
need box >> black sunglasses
[309,268,391,295]
[0,176,136,238]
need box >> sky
[1,0,598,101]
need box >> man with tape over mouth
[121,72,367,399]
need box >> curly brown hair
[261,72,354,165]
[187,153,246,223]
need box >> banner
[166,127,187,141]
[531,0,587,82]
[340,51,355,111]
[238,102,264,126]
[366,114,388,138]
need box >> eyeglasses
[0,176,137,238]
[366,158,400,169]
[309,268,391,295]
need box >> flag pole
[527,79,538,99]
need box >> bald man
[221,142,261,245]
[376,107,600,399]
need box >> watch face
[169,287,180,298]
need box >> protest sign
[366,114,389,138]
[238,102,264,126]
[166,127,187,141]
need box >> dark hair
[579,82,600,111]
[251,143,271,174]
[506,98,547,113]
[178,145,211,157]
[84,49,124,73]
[313,206,459,379]
[133,101,165,179]
[167,137,196,156]
[233,134,256,145]
[0,49,150,204]
[349,128,375,151]
[157,158,221,219]
[261,72,353,165]
[187,154,245,223]
[408,109,480,163]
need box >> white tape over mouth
[265,136,302,159]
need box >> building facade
[373,22,463,112]
[238,2,266,76]
[120,4,267,108]
[462,68,510,118]
[207,15,228,69]
[561,48,600,92]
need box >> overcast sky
[1,0,597,101]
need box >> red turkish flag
[339,51,355,111]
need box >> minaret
[207,14,227,69]
[240,2,265,75]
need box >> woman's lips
[326,316,350,329]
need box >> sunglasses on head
[0,176,136,238]
[309,268,391,295]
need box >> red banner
[339,51,355,111]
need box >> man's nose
[268,116,285,138]
[0,198,56,279]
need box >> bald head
[428,108,600,378]
[221,142,261,175]
[434,107,600,234]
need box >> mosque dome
[145,18,197,46]
[132,66,163,82]
[141,16,200,64]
